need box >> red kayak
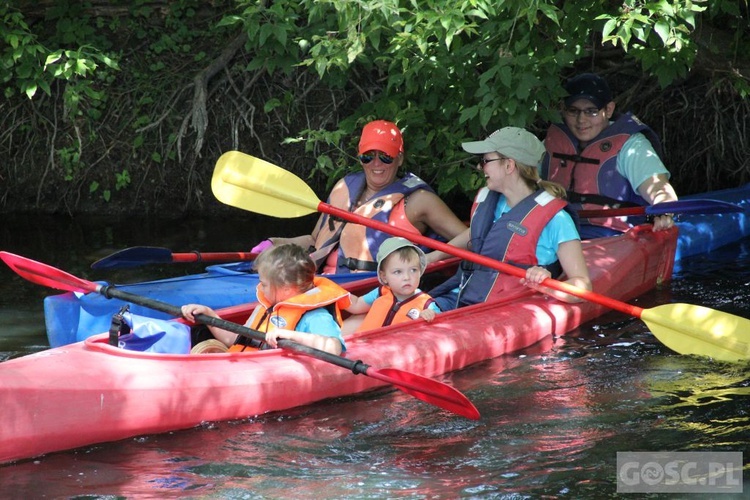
[0,225,676,465]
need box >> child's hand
[181,304,217,322]
[265,328,289,348]
[420,309,436,322]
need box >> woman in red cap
[258,119,467,274]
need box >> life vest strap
[568,192,641,208]
[337,256,377,271]
[552,152,599,165]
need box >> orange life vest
[229,276,351,352]
[356,286,436,332]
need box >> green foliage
[115,170,131,191]
[2,1,746,212]
[598,0,707,86]
[1,3,119,102]
[57,146,82,181]
[2,0,223,206]
[223,0,747,196]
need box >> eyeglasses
[359,152,394,165]
[564,107,602,119]
[477,157,506,169]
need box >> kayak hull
[1,225,676,464]
[677,183,750,264]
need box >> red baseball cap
[358,120,404,158]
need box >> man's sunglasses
[359,153,394,165]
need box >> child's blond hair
[254,244,316,292]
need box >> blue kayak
[674,183,750,268]
[44,261,374,347]
[43,183,750,348]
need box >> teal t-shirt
[618,133,670,192]
[297,308,346,352]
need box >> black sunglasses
[359,153,394,165]
[476,156,507,169]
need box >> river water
[1,215,748,498]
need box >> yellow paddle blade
[212,151,320,218]
[643,303,750,363]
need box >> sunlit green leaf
[654,20,670,44]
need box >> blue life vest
[312,171,434,272]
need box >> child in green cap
[343,237,440,333]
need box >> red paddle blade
[371,367,480,420]
[0,251,98,294]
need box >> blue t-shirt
[297,308,346,352]
[361,287,441,313]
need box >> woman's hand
[521,266,552,287]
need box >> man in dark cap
[540,73,678,239]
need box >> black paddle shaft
[98,285,370,375]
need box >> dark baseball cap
[563,73,613,109]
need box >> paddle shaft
[93,284,395,375]
[579,206,654,218]
[578,199,744,218]
[91,247,259,269]
[173,251,256,263]
[220,166,645,316]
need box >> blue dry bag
[111,307,191,354]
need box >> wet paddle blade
[212,151,320,218]
[643,303,750,362]
[653,199,746,215]
[0,251,97,294]
[91,246,174,269]
[371,368,480,420]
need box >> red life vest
[229,276,351,352]
[356,286,436,332]
[429,188,566,307]
[541,112,660,232]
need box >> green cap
[376,237,426,284]
[462,127,545,166]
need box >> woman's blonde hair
[515,161,567,199]
[254,244,316,292]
